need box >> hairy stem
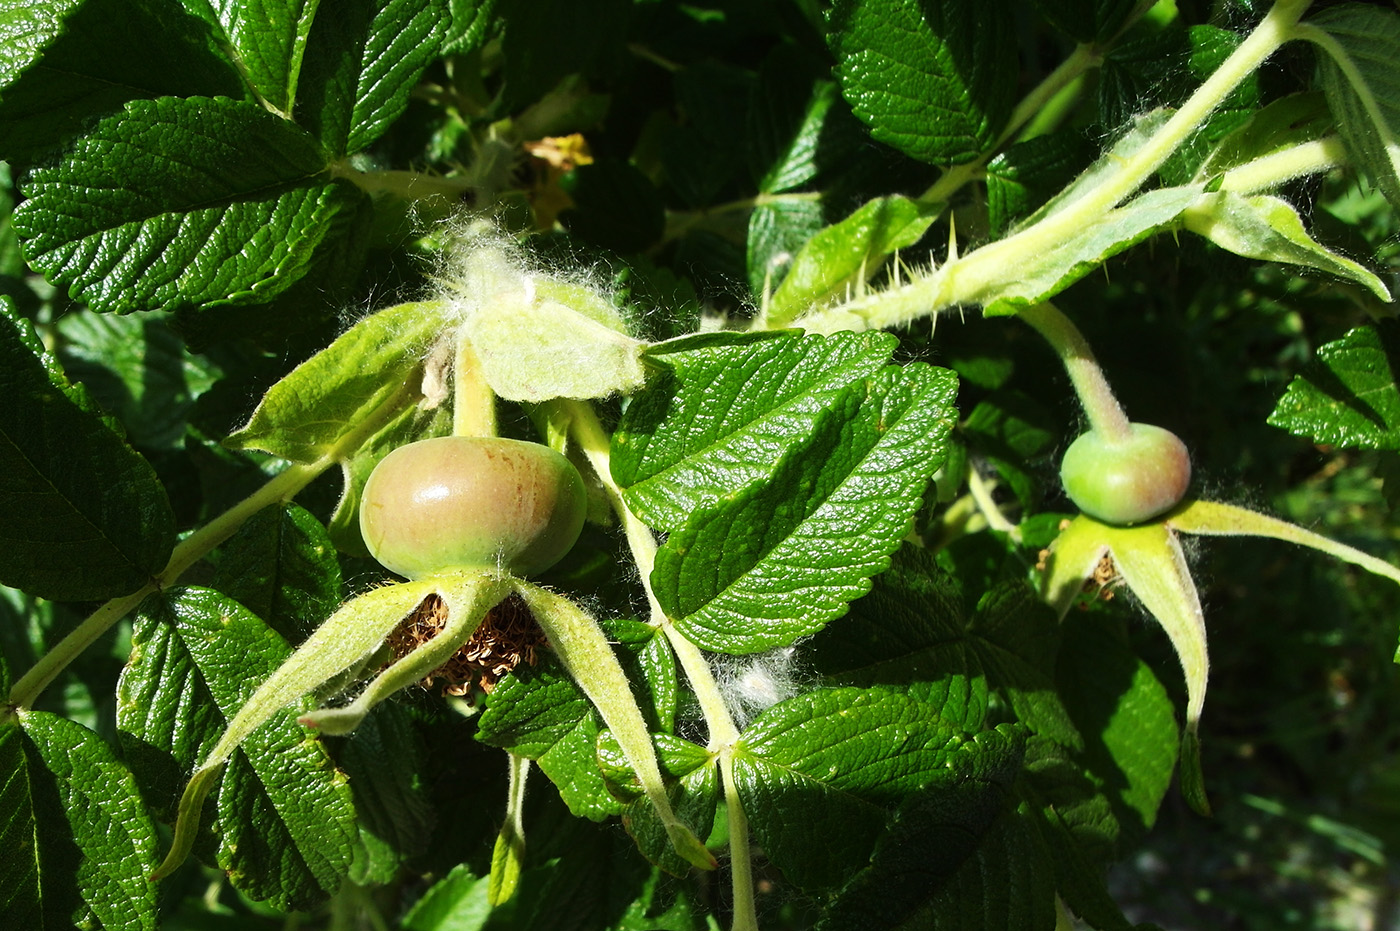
[1016,302,1130,440]
[453,336,498,438]
[1217,136,1349,193]
[719,751,758,931]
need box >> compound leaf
[1268,323,1400,450]
[827,0,1015,165]
[0,298,174,601]
[117,587,357,910]
[0,0,244,165]
[14,96,363,314]
[199,0,319,115]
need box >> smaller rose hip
[1059,423,1192,525]
[360,436,587,579]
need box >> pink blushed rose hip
[1059,423,1192,525]
[360,436,587,579]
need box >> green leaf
[614,329,902,531]
[1310,4,1400,212]
[960,390,1059,509]
[807,545,991,732]
[443,0,499,57]
[746,196,826,299]
[1182,191,1390,300]
[733,687,1024,892]
[1058,613,1179,841]
[402,864,492,931]
[652,361,958,653]
[765,195,939,326]
[986,131,1095,238]
[1268,324,1400,449]
[0,299,175,601]
[596,732,718,876]
[117,587,358,910]
[982,184,1205,315]
[297,0,451,156]
[827,0,1016,165]
[54,308,219,450]
[3,713,159,930]
[226,300,447,463]
[210,503,343,645]
[336,703,433,886]
[199,0,319,115]
[0,0,245,164]
[822,800,1053,931]
[475,650,623,820]
[748,52,843,195]
[14,96,363,314]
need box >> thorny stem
[800,0,1316,334]
[1016,302,1131,441]
[5,377,426,716]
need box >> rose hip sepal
[361,435,587,579]
[1059,423,1191,526]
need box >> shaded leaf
[733,687,1024,892]
[0,299,174,601]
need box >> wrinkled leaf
[1268,323,1400,449]
[15,96,364,314]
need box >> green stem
[557,399,755,926]
[801,0,1315,333]
[453,335,498,438]
[1016,302,1130,441]
[488,752,530,905]
[1217,136,1349,193]
[7,376,425,715]
[719,751,758,931]
[330,163,470,206]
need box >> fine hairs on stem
[707,646,807,730]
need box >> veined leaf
[652,361,958,654]
[226,300,448,463]
[0,0,244,165]
[1268,323,1400,449]
[732,688,1024,892]
[596,731,718,876]
[1310,4,1400,212]
[827,0,1015,165]
[298,0,451,156]
[1183,191,1390,300]
[614,330,901,530]
[0,299,174,601]
[14,96,363,314]
[198,0,320,115]
[117,588,358,910]
[3,713,159,930]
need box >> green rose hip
[1059,423,1191,525]
[360,436,588,579]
